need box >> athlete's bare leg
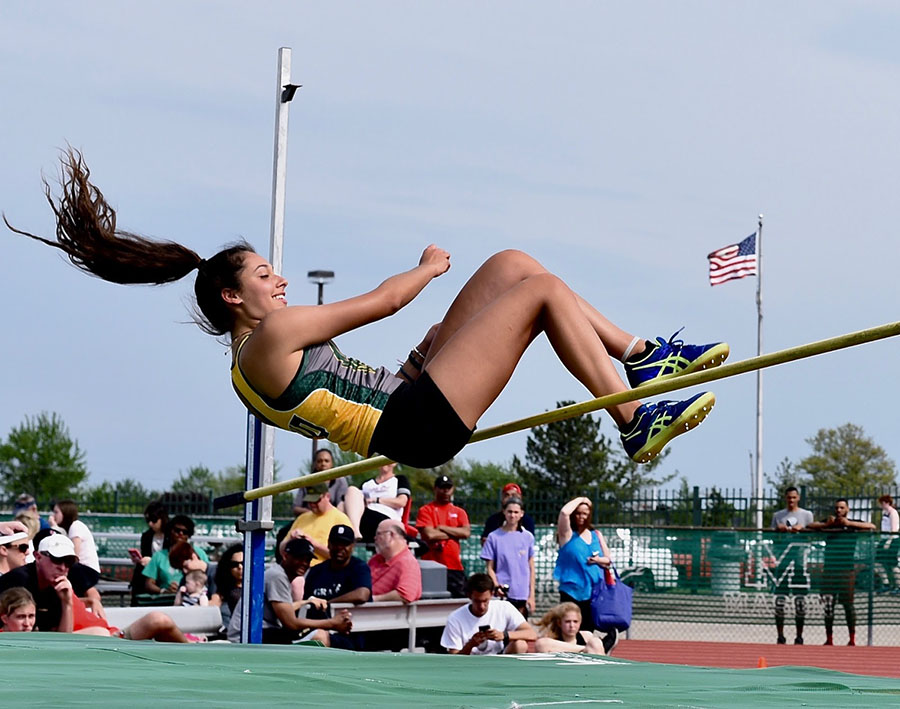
[425,250,637,365]
[424,266,641,429]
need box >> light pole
[307,270,335,466]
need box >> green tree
[796,423,896,496]
[452,459,515,498]
[81,478,161,513]
[766,456,802,495]
[704,488,738,527]
[171,465,217,493]
[0,412,89,501]
[511,400,670,497]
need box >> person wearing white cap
[0,531,31,577]
[0,534,76,632]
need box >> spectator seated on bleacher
[303,525,372,649]
[13,493,51,532]
[142,516,209,597]
[175,569,209,607]
[0,531,106,630]
[362,519,423,652]
[209,543,242,628]
[0,533,194,641]
[227,538,350,644]
[344,463,411,544]
[369,520,422,603]
[130,501,168,599]
[284,484,353,566]
[0,531,30,577]
[51,500,101,581]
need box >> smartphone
[479,624,490,632]
[128,548,142,563]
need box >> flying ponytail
[6,148,255,337]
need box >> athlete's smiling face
[232,252,289,320]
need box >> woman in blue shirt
[553,497,611,633]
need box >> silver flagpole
[755,214,764,529]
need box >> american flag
[707,233,757,286]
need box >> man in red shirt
[369,519,422,603]
[416,475,471,597]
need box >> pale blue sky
[1,2,898,493]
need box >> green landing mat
[1,634,898,708]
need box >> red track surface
[614,639,900,678]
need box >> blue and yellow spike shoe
[620,391,716,463]
[625,330,730,388]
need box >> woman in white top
[877,494,900,591]
[51,499,100,573]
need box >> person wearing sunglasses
[142,515,209,595]
[210,543,243,628]
[0,534,76,632]
[0,532,31,577]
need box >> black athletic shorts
[369,370,474,469]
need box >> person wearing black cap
[227,537,351,644]
[303,524,372,649]
[416,474,471,597]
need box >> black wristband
[503,630,510,645]
[407,351,422,370]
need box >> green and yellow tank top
[231,337,403,456]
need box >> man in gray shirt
[772,487,814,532]
[771,486,814,645]
[227,537,351,643]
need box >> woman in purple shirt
[481,496,535,617]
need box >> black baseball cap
[435,475,453,488]
[283,537,315,559]
[328,524,355,544]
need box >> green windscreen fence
[82,513,900,644]
[456,526,900,644]
[1,634,898,707]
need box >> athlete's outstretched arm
[241,245,449,364]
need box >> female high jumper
[7,150,728,469]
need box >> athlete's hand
[419,244,450,277]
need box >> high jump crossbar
[213,319,900,509]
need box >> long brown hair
[535,602,582,640]
[54,499,79,532]
[5,148,254,336]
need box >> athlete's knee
[525,271,568,300]
[484,249,545,279]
